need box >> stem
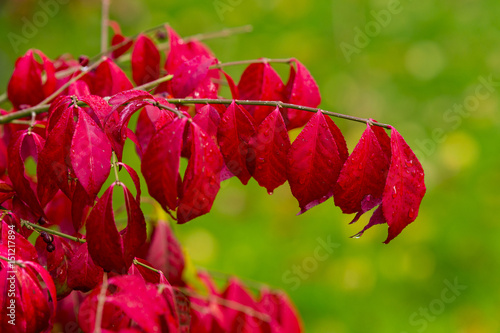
[134,74,173,91]
[94,272,108,333]
[0,255,26,268]
[36,59,103,107]
[0,92,7,105]
[180,288,271,322]
[101,0,111,54]
[153,102,185,118]
[211,58,293,69]
[111,152,121,184]
[185,24,253,42]
[133,258,161,273]
[0,73,174,124]
[166,98,392,129]
[21,220,86,243]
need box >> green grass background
[1,0,500,332]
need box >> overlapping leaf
[287,112,344,214]
[86,184,147,272]
[250,107,291,194]
[131,34,161,85]
[217,101,256,185]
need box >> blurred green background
[1,0,500,332]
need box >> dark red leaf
[110,21,133,59]
[145,219,185,285]
[221,70,239,99]
[0,221,38,262]
[86,184,147,272]
[142,118,187,212]
[258,289,302,333]
[283,59,321,130]
[37,107,75,205]
[70,108,112,199]
[7,50,56,109]
[250,107,291,194]
[67,242,104,292]
[0,181,15,204]
[237,62,285,124]
[381,128,426,243]
[85,58,133,97]
[217,101,256,185]
[334,124,390,215]
[169,56,212,98]
[8,130,44,216]
[131,34,161,85]
[287,112,342,214]
[178,122,223,223]
[192,104,221,143]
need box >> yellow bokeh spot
[183,228,218,264]
[438,132,480,172]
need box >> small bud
[38,216,47,225]
[156,30,167,41]
[78,55,89,67]
[46,243,56,253]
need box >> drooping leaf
[217,101,256,185]
[84,58,133,97]
[109,21,134,59]
[86,184,147,272]
[70,108,112,199]
[178,122,223,223]
[334,124,390,215]
[287,112,342,214]
[145,219,185,285]
[8,130,45,217]
[7,50,56,109]
[131,34,161,85]
[192,104,221,143]
[250,107,291,194]
[381,128,426,243]
[237,62,285,124]
[67,242,104,292]
[142,118,187,212]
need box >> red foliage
[0,22,425,332]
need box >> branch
[0,74,173,124]
[21,220,86,244]
[166,98,392,129]
[101,0,111,54]
[211,57,293,69]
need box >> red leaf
[334,124,390,215]
[67,242,104,292]
[192,104,221,143]
[131,34,161,85]
[178,122,223,223]
[169,56,212,98]
[325,115,349,163]
[85,58,133,97]
[250,107,291,194]
[0,181,15,204]
[86,184,147,272]
[258,289,303,333]
[7,50,56,109]
[70,108,112,199]
[110,21,133,59]
[283,59,321,130]
[8,130,44,216]
[287,112,342,214]
[237,62,285,124]
[0,221,38,262]
[217,101,256,185]
[221,70,239,99]
[79,95,113,128]
[37,107,75,205]
[142,118,187,212]
[381,128,426,243]
[145,220,185,285]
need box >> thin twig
[211,57,293,69]
[21,219,86,243]
[94,272,108,333]
[166,98,392,129]
[101,0,111,54]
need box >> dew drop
[408,208,415,219]
[267,190,274,195]
[392,185,397,198]
[351,234,361,239]
[358,163,363,170]
[406,160,413,167]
